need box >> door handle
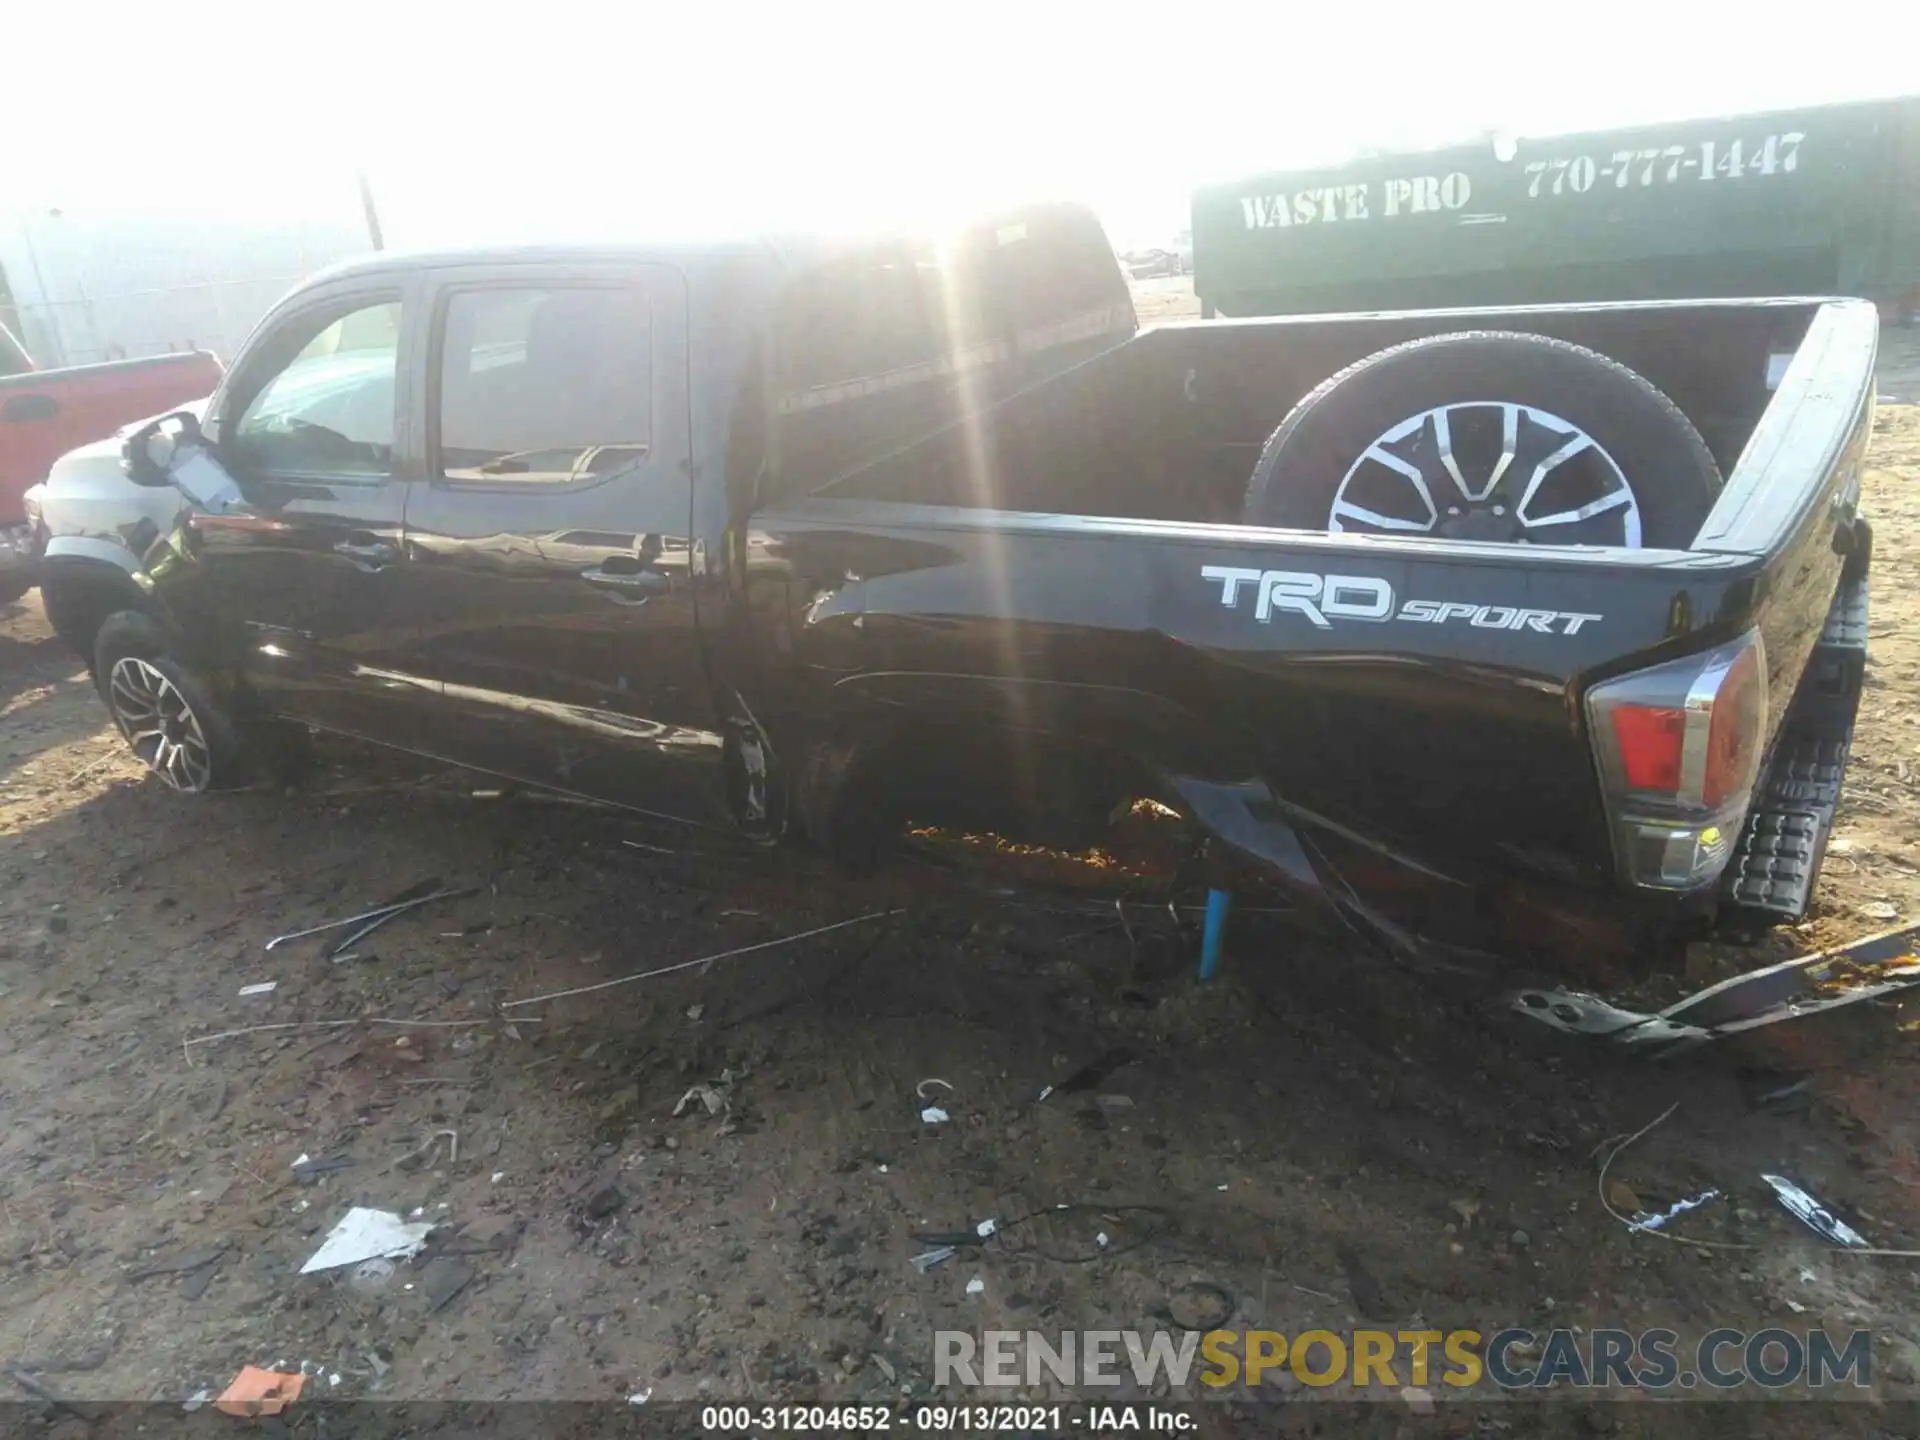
[334,538,397,571]
[580,565,668,605]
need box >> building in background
[0,208,368,369]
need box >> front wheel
[93,611,245,794]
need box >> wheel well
[40,561,150,664]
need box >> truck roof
[290,200,1121,294]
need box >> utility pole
[356,169,385,252]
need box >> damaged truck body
[56,201,1897,1019]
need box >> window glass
[437,286,651,484]
[232,301,400,478]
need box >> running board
[1721,572,1868,923]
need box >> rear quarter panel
[753,503,1762,884]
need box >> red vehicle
[0,321,222,602]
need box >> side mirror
[123,411,201,487]
[122,410,245,514]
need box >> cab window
[435,286,652,486]
[230,300,401,480]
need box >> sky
[6,0,1918,250]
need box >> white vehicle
[29,403,206,656]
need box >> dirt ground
[5,314,1920,1433]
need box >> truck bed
[757,297,1875,955]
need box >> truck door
[179,281,437,742]
[397,263,725,824]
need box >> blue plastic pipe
[1199,888,1232,981]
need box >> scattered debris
[965,1276,986,1296]
[871,1353,898,1384]
[348,1259,396,1294]
[1859,901,1901,921]
[327,884,478,958]
[214,1366,304,1417]
[264,878,451,951]
[128,1246,227,1281]
[299,1207,435,1274]
[237,982,277,997]
[674,1085,728,1117]
[920,1107,951,1125]
[184,1014,499,1056]
[418,1256,475,1312]
[1510,921,1920,1053]
[1605,1182,1651,1221]
[1747,1075,1815,1110]
[910,1247,957,1273]
[1595,1105,1751,1252]
[1629,1190,1721,1233]
[396,1129,459,1171]
[627,1390,652,1405]
[290,1156,352,1185]
[7,1367,89,1421]
[1037,1046,1137,1103]
[500,910,899,1008]
[1449,1197,1482,1227]
[915,1078,954,1101]
[1763,1175,1869,1248]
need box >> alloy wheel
[107,656,214,794]
[1328,402,1642,547]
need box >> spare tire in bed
[1239,330,1722,549]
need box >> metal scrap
[263,879,473,953]
[910,1246,957,1273]
[500,909,898,1009]
[1763,1174,1869,1248]
[674,1085,728,1117]
[1628,1190,1721,1233]
[1037,1046,1137,1103]
[1510,920,1920,1055]
[326,885,477,958]
[298,1207,434,1274]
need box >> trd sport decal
[1201,566,1602,634]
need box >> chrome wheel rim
[108,656,213,793]
[1328,402,1642,547]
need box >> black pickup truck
[62,202,1878,992]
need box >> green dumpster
[1193,94,1920,319]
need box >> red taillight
[1586,632,1769,891]
[1703,643,1763,808]
[1612,705,1686,793]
